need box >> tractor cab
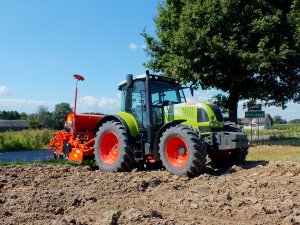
[118,72,188,130]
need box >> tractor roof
[118,73,180,90]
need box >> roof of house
[0,120,29,128]
[242,114,273,125]
[242,117,250,124]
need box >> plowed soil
[0,161,300,225]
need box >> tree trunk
[227,93,239,124]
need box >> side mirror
[126,74,133,89]
[190,86,194,96]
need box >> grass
[0,129,55,152]
[272,123,300,131]
[0,160,70,166]
[244,123,300,138]
[244,124,300,163]
[244,123,300,146]
[0,158,97,168]
[252,137,300,146]
[247,145,300,163]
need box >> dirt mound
[0,161,300,225]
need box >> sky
[0,0,299,121]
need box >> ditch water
[0,150,51,163]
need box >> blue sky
[0,0,299,120]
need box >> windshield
[151,81,186,104]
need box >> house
[242,113,273,130]
[0,120,29,132]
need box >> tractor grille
[181,107,194,118]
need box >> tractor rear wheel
[159,125,207,177]
[94,121,135,172]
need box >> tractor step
[134,150,144,160]
[133,134,145,160]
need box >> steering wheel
[152,100,161,105]
[153,100,174,107]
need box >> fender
[94,115,132,140]
[153,119,186,160]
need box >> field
[1,126,300,224]
[248,144,300,163]
[0,144,300,225]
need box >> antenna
[73,74,85,132]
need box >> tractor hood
[164,102,224,134]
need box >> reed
[0,129,55,152]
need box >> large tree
[143,0,300,123]
[53,102,73,129]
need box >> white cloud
[78,95,120,114]
[0,98,55,113]
[0,86,11,96]
[129,43,139,50]
[129,43,146,50]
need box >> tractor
[49,71,249,177]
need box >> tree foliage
[0,111,21,120]
[53,103,73,129]
[0,103,73,130]
[27,106,57,129]
[272,115,287,124]
[289,119,300,123]
[143,0,300,122]
[210,94,229,114]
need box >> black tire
[158,125,207,177]
[223,122,243,133]
[94,121,135,172]
[234,147,248,164]
[209,123,249,168]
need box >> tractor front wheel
[94,121,135,172]
[209,123,249,168]
[159,125,207,177]
[208,147,248,168]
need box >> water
[0,150,51,162]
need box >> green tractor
[94,71,248,176]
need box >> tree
[53,103,73,129]
[36,106,56,129]
[210,94,229,115]
[143,0,300,123]
[26,106,52,129]
[289,119,300,123]
[0,110,20,120]
[20,112,28,120]
[27,114,42,129]
[273,115,287,124]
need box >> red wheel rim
[165,135,188,168]
[100,131,120,165]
